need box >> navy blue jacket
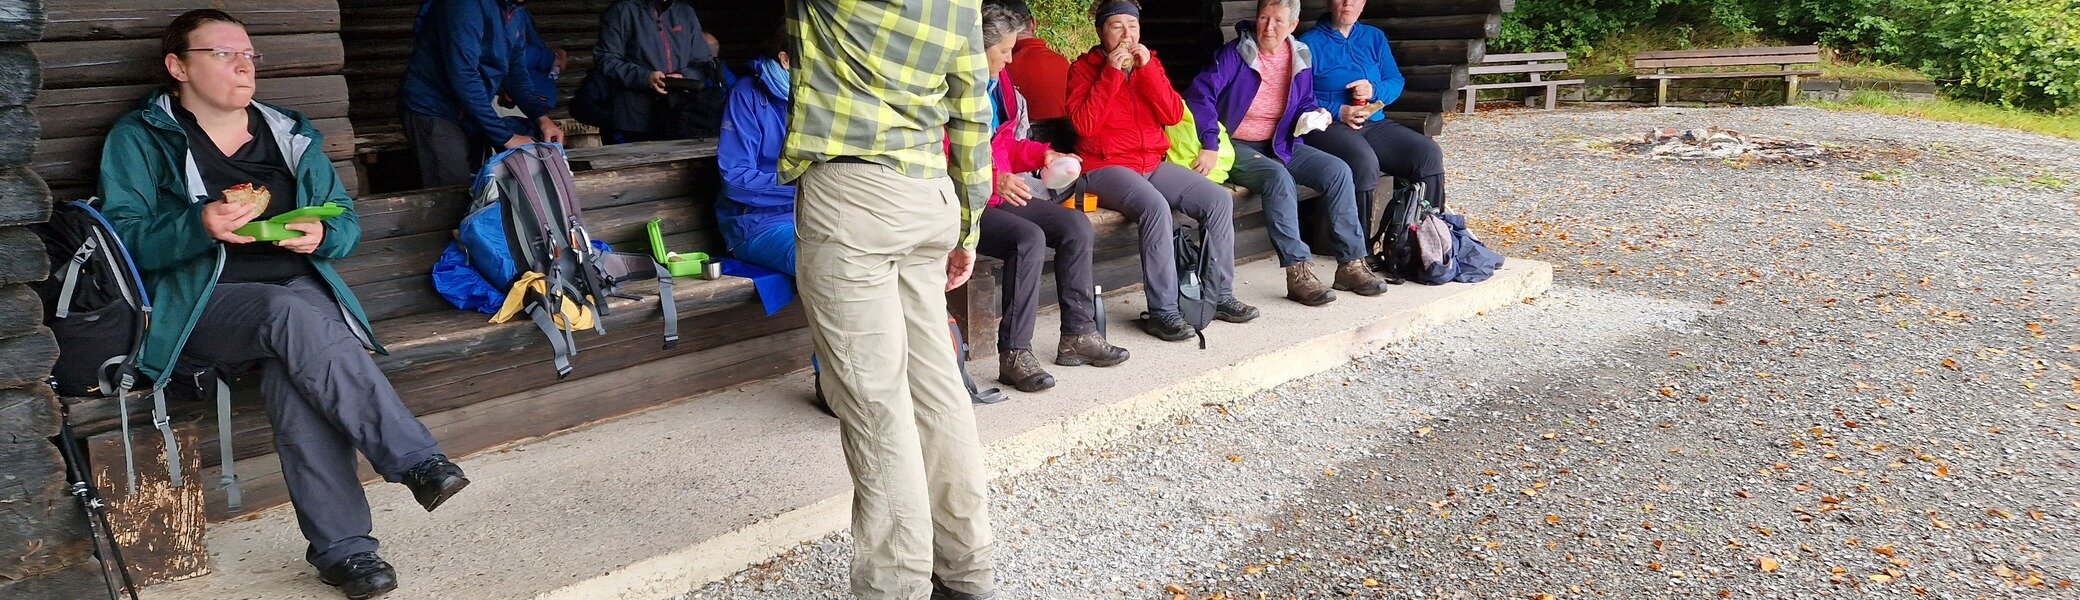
[401,0,554,143]
[572,0,712,132]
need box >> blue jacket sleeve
[1185,48,1235,150]
[1370,28,1405,108]
[438,0,517,142]
[1299,31,1345,114]
[507,12,556,117]
[718,83,795,208]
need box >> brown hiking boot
[1055,332,1130,367]
[998,349,1056,393]
[1332,259,1391,296]
[1285,263,1337,306]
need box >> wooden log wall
[0,1,112,597]
[340,0,782,156]
[1202,0,1516,136]
[26,0,357,201]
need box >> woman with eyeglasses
[96,10,468,599]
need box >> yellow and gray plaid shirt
[783,0,994,250]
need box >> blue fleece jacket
[1295,16,1403,122]
[401,0,553,144]
[715,59,795,251]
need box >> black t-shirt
[173,104,316,284]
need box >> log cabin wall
[1,0,115,596]
[26,0,358,201]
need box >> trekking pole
[56,404,142,600]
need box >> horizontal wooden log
[31,116,353,191]
[41,0,339,42]
[1388,38,1484,66]
[0,327,58,388]
[0,105,34,165]
[0,226,46,284]
[0,563,114,600]
[1364,13,1499,40]
[0,44,36,107]
[0,0,45,43]
[33,32,344,89]
[567,138,720,170]
[1401,64,1467,92]
[31,75,351,142]
[1298,0,1514,18]
[1384,89,1453,113]
[0,284,43,339]
[0,166,50,226]
[1383,111,1443,137]
[0,384,57,443]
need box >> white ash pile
[1623,126,1829,164]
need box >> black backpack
[29,200,149,398]
[1172,221,1215,349]
[1366,179,1437,283]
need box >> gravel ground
[688,106,2078,599]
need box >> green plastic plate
[233,202,345,241]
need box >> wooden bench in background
[1460,51,1583,113]
[1633,45,1823,106]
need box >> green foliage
[1807,90,2080,140]
[1028,0,1097,55]
[1502,0,2079,113]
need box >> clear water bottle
[1040,155,1082,190]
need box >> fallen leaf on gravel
[1931,519,1952,529]
[1243,565,1263,575]
[1934,465,1950,477]
[1871,573,1894,583]
[1941,358,1960,371]
[1225,454,1242,463]
[1648,562,1663,572]
[1322,469,1337,478]
[1874,545,1896,557]
[1987,508,2012,518]
[1532,595,1556,600]
[2026,323,2044,337]
[1759,557,1781,572]
[1545,515,1560,525]
[1165,583,1188,596]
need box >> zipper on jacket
[651,6,674,74]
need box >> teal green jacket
[97,92,383,384]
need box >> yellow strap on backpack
[490,271,597,330]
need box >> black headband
[1094,1,1139,29]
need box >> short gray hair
[981,3,1027,47]
[1258,0,1299,20]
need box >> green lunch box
[647,219,717,279]
[234,202,346,241]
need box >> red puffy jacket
[1066,47,1184,175]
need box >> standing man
[782,1,997,599]
[401,0,565,188]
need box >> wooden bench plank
[1635,45,1820,60]
[1635,54,1820,70]
[1637,70,1822,80]
[1468,62,1570,76]
[1462,79,1586,91]
[566,138,720,171]
[1482,51,1568,63]
[374,275,758,370]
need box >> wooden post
[1656,68,1669,106]
[1462,86,1476,114]
[1785,70,1802,105]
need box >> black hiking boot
[1139,311,1196,342]
[400,456,469,512]
[1214,298,1260,323]
[319,552,398,600]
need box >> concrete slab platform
[142,256,1551,600]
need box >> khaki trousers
[796,161,996,599]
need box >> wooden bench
[1460,51,1584,113]
[1633,45,1823,106]
[65,146,806,521]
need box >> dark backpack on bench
[459,143,679,379]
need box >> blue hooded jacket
[1186,20,1318,163]
[1295,15,1403,122]
[715,58,795,251]
[401,0,554,144]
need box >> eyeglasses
[183,47,264,66]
